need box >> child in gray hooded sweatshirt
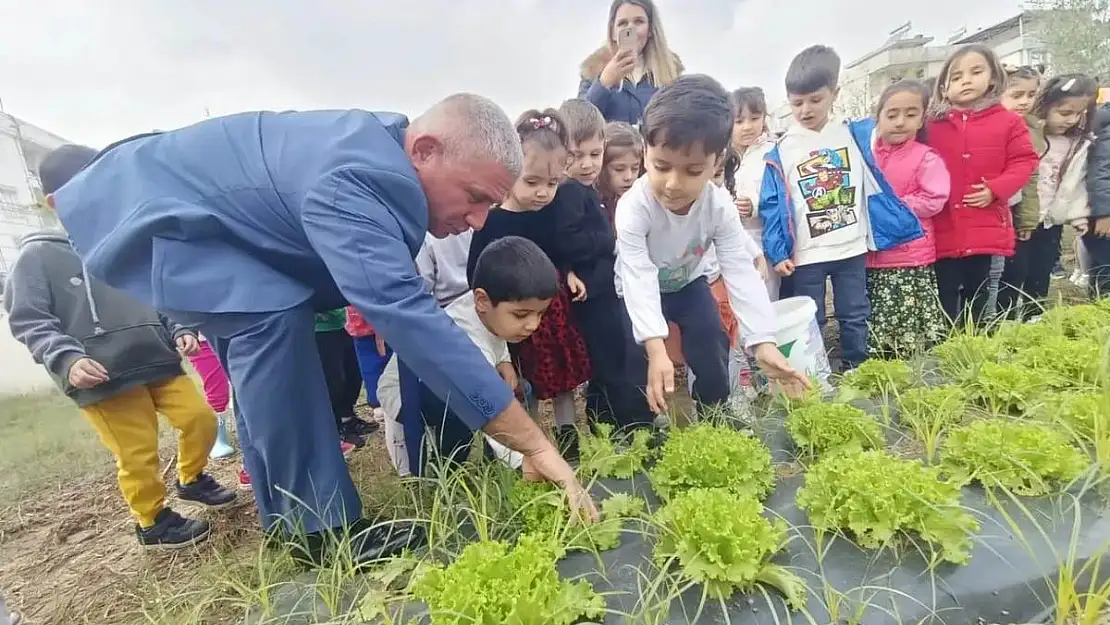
[3,144,237,550]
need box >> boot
[209,410,235,459]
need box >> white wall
[0,313,55,395]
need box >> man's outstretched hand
[522,450,599,523]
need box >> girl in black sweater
[553,100,656,430]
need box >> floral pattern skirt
[517,281,592,399]
[865,265,947,356]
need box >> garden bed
[356,301,1110,625]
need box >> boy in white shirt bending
[377,236,556,476]
[615,74,808,415]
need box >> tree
[1027,0,1110,78]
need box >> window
[1028,49,1049,68]
[0,185,18,207]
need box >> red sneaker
[238,468,251,490]
[340,440,356,460]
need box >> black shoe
[341,430,367,448]
[176,473,237,510]
[136,508,211,550]
[289,519,427,568]
[556,425,580,462]
[342,416,379,436]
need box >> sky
[0,0,1023,147]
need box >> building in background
[773,12,1050,128]
[0,113,69,283]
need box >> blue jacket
[758,118,924,266]
[577,46,681,125]
[53,110,511,430]
[578,76,657,126]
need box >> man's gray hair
[415,93,523,178]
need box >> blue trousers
[790,254,870,368]
[659,277,730,408]
[168,304,362,534]
[352,336,392,407]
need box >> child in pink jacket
[867,80,952,356]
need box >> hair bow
[529,116,554,129]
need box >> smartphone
[618,26,636,51]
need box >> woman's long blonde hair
[606,0,680,87]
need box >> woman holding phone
[578,0,682,125]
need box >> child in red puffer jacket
[926,44,1039,326]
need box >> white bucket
[771,296,832,388]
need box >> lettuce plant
[578,422,655,479]
[649,422,775,501]
[413,534,606,625]
[964,362,1050,415]
[942,420,1090,496]
[796,451,979,564]
[840,359,913,397]
[786,402,884,459]
[510,479,643,551]
[654,487,806,608]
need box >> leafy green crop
[413,534,606,625]
[1041,303,1110,339]
[654,488,806,608]
[796,451,979,564]
[1033,391,1110,445]
[840,359,913,397]
[786,402,884,459]
[934,335,1004,381]
[897,386,968,463]
[649,422,775,501]
[510,480,644,552]
[942,420,1090,496]
[578,422,655,479]
[964,362,1049,415]
[1013,335,1102,389]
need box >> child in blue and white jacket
[760,45,922,369]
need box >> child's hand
[752,343,809,398]
[963,179,994,208]
[1072,219,1089,236]
[754,255,770,281]
[1095,216,1110,238]
[567,272,587,302]
[644,341,675,414]
[774,259,796,277]
[1016,229,1033,241]
[735,196,754,218]
[375,335,387,356]
[496,362,519,396]
[175,334,200,357]
[68,357,109,389]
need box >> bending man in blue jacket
[51,94,596,567]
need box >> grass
[0,391,111,507]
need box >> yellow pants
[80,375,217,528]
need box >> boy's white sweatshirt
[777,120,870,266]
[614,177,777,348]
[377,290,522,476]
[414,230,473,307]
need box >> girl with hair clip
[926,44,1040,326]
[598,121,644,228]
[730,86,779,299]
[578,0,683,125]
[987,64,1045,315]
[468,110,592,457]
[997,73,1098,318]
[866,80,951,356]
